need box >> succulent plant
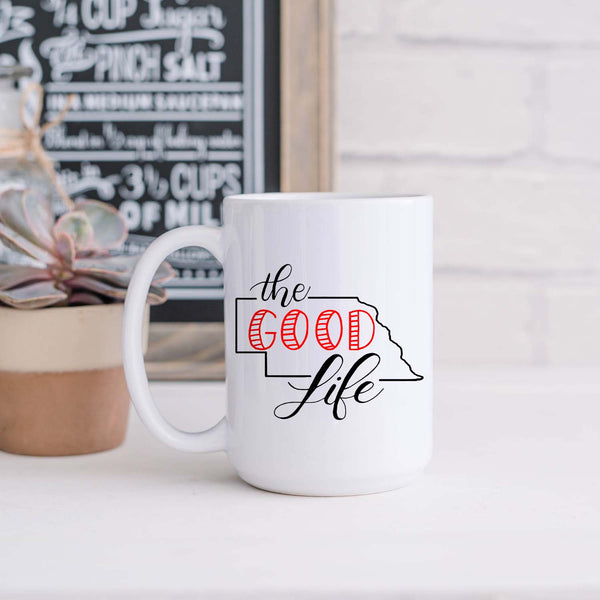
[0,188,174,309]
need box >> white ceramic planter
[0,303,149,456]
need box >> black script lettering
[275,353,383,420]
[250,264,311,307]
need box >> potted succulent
[0,188,173,456]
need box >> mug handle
[122,226,227,452]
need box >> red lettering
[348,310,375,351]
[248,309,277,350]
[281,309,308,350]
[247,308,377,351]
[315,310,343,350]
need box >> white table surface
[1,368,599,599]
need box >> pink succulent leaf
[147,285,168,305]
[0,222,56,264]
[74,269,129,287]
[0,188,55,252]
[75,200,127,251]
[23,190,56,249]
[0,280,67,309]
[73,254,139,273]
[72,255,140,286]
[53,211,94,253]
[54,231,75,265]
[66,275,127,300]
[0,265,51,291]
[67,275,166,305]
[68,291,105,305]
[72,256,175,287]
[151,261,176,285]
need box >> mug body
[223,193,432,496]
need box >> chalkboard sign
[0,0,280,323]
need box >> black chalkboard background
[0,0,280,322]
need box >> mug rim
[224,192,431,204]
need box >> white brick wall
[338,162,600,272]
[335,0,600,366]
[546,282,600,364]
[339,48,534,157]
[434,275,536,365]
[545,58,600,161]
[386,0,600,45]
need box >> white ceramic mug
[123,193,433,496]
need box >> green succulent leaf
[0,280,67,309]
[76,200,127,251]
[0,265,51,290]
[0,188,55,252]
[53,211,94,253]
[0,222,56,264]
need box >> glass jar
[0,64,56,264]
[0,65,55,199]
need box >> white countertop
[1,368,599,599]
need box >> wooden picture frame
[146,0,335,380]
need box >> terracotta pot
[0,303,149,456]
